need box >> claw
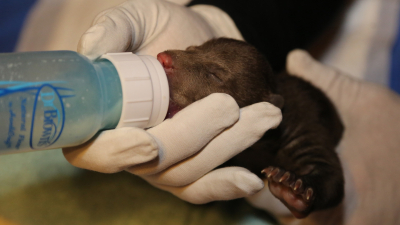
[272,169,285,182]
[261,166,274,175]
[279,171,291,183]
[292,179,304,194]
[304,188,314,202]
[268,168,280,179]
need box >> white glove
[65,0,281,204]
[64,94,282,204]
[248,50,400,225]
[77,0,241,60]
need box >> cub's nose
[157,52,173,70]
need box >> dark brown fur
[159,38,344,218]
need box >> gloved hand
[64,94,282,204]
[77,0,241,60]
[67,0,280,204]
[248,50,400,225]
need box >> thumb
[286,49,363,116]
[77,0,172,60]
[77,8,134,60]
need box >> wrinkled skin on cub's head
[157,38,283,118]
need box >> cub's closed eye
[207,73,223,83]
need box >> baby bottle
[0,51,169,155]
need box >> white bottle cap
[101,52,169,129]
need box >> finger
[77,7,135,60]
[127,93,240,176]
[151,167,264,204]
[164,0,192,5]
[77,0,168,59]
[62,127,158,173]
[286,49,363,116]
[142,102,282,186]
[246,179,292,216]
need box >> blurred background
[0,0,399,224]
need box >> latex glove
[63,93,282,204]
[248,50,400,225]
[77,0,241,60]
[70,0,279,204]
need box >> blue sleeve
[0,0,38,53]
[390,7,400,94]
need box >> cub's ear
[269,94,284,109]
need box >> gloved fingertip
[161,93,240,135]
[286,49,314,75]
[257,102,282,115]
[206,93,240,121]
[241,102,282,131]
[194,93,239,114]
[207,92,237,105]
[264,103,283,129]
[233,169,265,195]
[77,25,108,60]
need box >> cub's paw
[262,166,315,218]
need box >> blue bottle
[0,51,169,155]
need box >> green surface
[0,150,277,225]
